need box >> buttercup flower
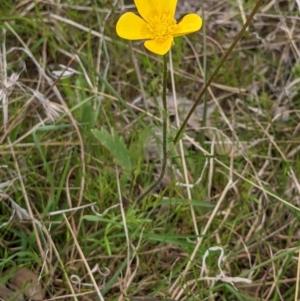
[116,0,202,55]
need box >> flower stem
[136,55,168,202]
[173,0,264,145]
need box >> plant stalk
[137,55,168,202]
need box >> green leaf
[81,215,121,225]
[157,198,215,208]
[91,128,132,172]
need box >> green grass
[1,0,300,300]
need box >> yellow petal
[134,0,162,22]
[172,14,202,37]
[144,36,173,55]
[134,0,178,21]
[116,12,152,40]
[161,0,178,16]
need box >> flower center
[146,13,178,41]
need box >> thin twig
[173,0,265,144]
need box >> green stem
[137,55,168,202]
[173,0,264,145]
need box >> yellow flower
[116,0,202,55]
